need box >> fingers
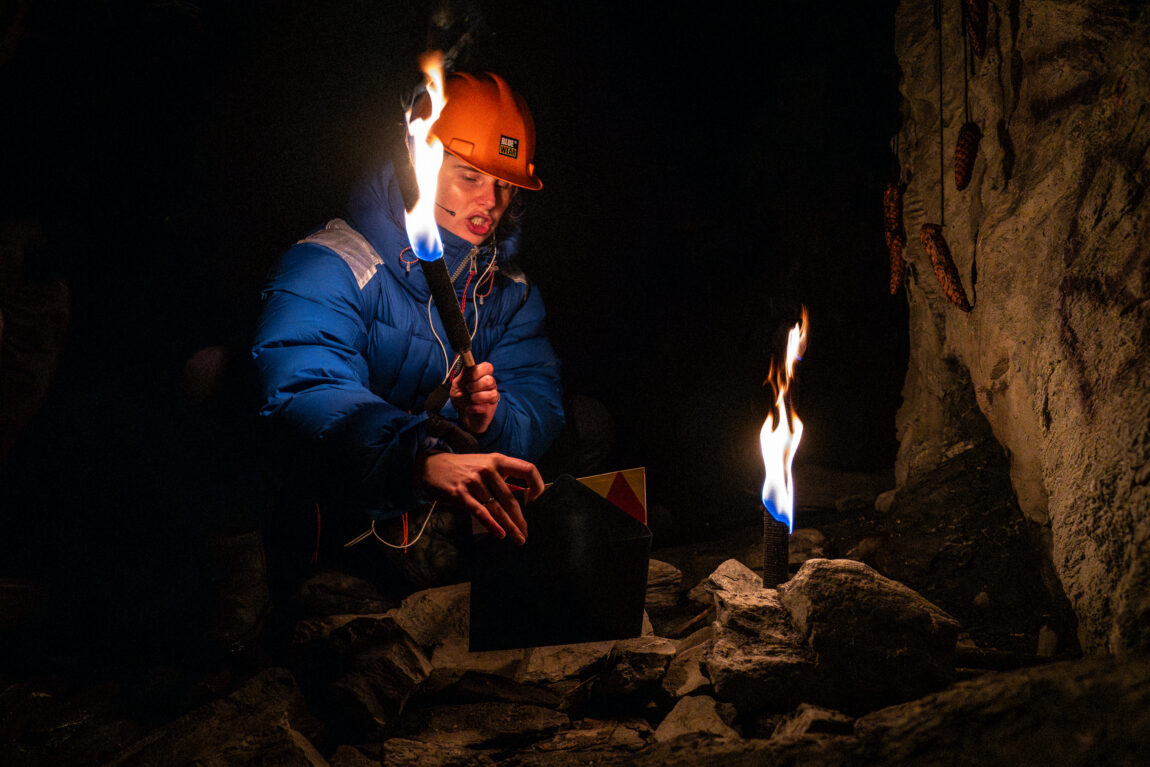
[494,454,546,502]
[418,452,542,546]
[450,362,499,435]
[469,468,527,545]
[453,362,496,392]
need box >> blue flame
[763,493,794,534]
[405,218,443,262]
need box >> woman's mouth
[466,216,491,237]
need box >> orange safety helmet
[430,72,542,191]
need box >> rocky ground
[0,448,1143,766]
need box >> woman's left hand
[451,361,499,435]
[417,451,542,544]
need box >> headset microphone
[436,202,456,216]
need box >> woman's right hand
[417,452,544,545]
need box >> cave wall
[891,0,1149,655]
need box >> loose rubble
[2,545,1147,765]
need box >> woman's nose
[475,179,496,208]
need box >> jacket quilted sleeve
[447,280,565,462]
[252,243,428,518]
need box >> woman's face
[434,155,516,245]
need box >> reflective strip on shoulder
[298,219,384,290]
[499,261,529,286]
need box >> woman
[252,71,564,588]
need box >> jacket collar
[345,155,517,275]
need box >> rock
[0,679,149,767]
[788,528,827,566]
[328,744,379,766]
[653,695,740,742]
[645,558,683,615]
[295,569,394,616]
[385,582,524,682]
[326,621,434,738]
[525,717,652,753]
[595,635,678,697]
[389,582,472,650]
[704,580,816,712]
[291,614,365,648]
[661,641,712,699]
[392,701,570,749]
[702,558,762,596]
[685,581,710,607]
[771,703,855,738]
[778,558,960,711]
[631,731,856,767]
[370,738,497,766]
[517,640,615,686]
[106,668,325,766]
[674,624,714,653]
[843,536,885,565]
[855,655,1150,765]
[972,591,991,609]
[1037,625,1059,658]
[874,489,897,513]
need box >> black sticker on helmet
[499,135,519,159]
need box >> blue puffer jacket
[251,159,565,520]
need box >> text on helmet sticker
[499,135,519,159]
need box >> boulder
[653,695,739,742]
[361,738,496,766]
[771,703,855,738]
[595,636,678,697]
[391,701,570,750]
[645,558,683,615]
[517,640,616,686]
[704,574,817,712]
[661,641,712,699]
[854,655,1150,765]
[523,717,652,754]
[325,616,434,737]
[389,582,525,682]
[294,569,394,616]
[778,558,960,710]
[105,668,325,766]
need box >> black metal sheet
[469,474,651,651]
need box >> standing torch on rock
[761,308,808,588]
[920,223,972,312]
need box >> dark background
[1,0,905,658]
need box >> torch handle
[420,258,476,368]
[763,515,790,588]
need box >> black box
[469,474,652,651]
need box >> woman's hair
[492,186,525,253]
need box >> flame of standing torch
[760,307,809,534]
